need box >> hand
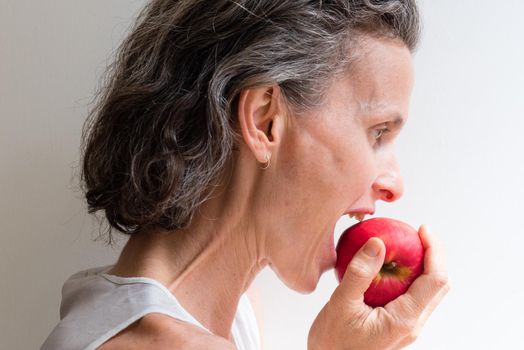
[308,225,450,350]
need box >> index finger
[385,225,450,320]
[418,224,448,277]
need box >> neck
[107,152,269,338]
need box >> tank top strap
[41,265,261,350]
[99,270,210,331]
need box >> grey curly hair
[81,0,421,242]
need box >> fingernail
[363,239,381,257]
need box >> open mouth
[344,207,375,222]
[347,212,367,222]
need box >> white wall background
[1,0,523,349]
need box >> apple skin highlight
[335,217,424,307]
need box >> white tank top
[41,265,261,350]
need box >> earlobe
[237,85,284,164]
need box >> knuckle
[392,311,418,335]
[442,280,451,294]
[406,318,418,331]
[432,274,449,290]
[347,261,371,280]
[397,319,417,335]
[402,293,423,315]
[404,332,419,345]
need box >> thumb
[336,237,386,304]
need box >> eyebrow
[390,114,405,128]
[358,101,406,128]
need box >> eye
[372,126,390,144]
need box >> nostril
[381,190,394,201]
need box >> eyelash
[373,127,390,145]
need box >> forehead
[342,36,414,118]
[348,35,414,84]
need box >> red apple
[335,217,424,307]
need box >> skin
[100,35,449,349]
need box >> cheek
[278,125,376,216]
[347,149,376,188]
[329,134,378,210]
[331,129,376,192]
[273,115,378,231]
[278,138,342,214]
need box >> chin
[287,268,323,294]
[291,280,319,295]
[271,263,321,294]
[271,244,333,294]
[292,251,335,294]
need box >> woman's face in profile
[266,37,414,292]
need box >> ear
[237,85,285,164]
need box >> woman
[42,0,449,349]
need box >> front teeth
[349,213,366,222]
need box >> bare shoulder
[98,313,237,350]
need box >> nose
[372,156,404,203]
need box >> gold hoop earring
[260,154,271,170]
